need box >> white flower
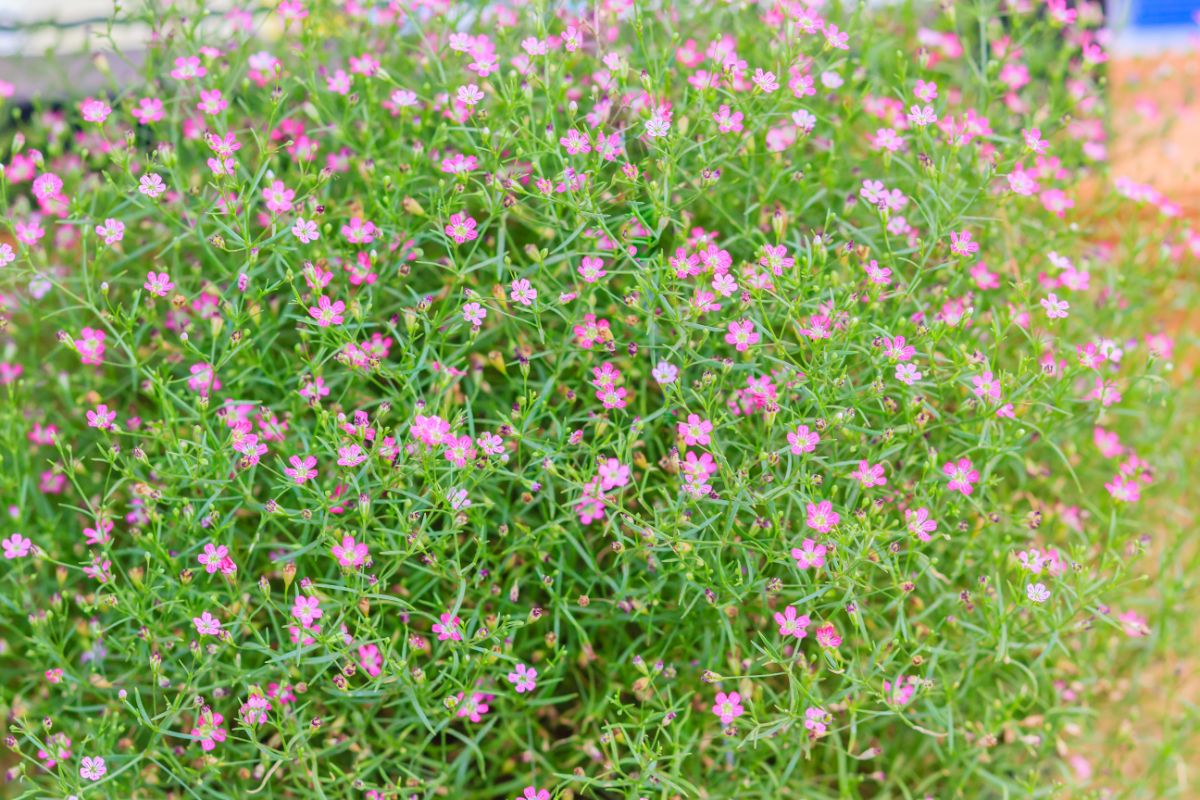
[1026,582,1050,604]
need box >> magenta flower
[506,662,538,693]
[144,271,175,297]
[191,708,227,751]
[2,533,32,559]
[193,611,222,636]
[711,691,746,724]
[308,296,346,327]
[805,501,839,534]
[905,508,938,542]
[678,414,713,446]
[291,595,322,627]
[262,179,295,214]
[358,643,383,677]
[444,212,479,245]
[86,404,116,430]
[170,55,207,80]
[815,623,842,649]
[331,535,369,569]
[804,707,831,737]
[76,327,107,365]
[80,98,112,123]
[850,460,887,488]
[791,537,827,570]
[284,454,318,484]
[198,543,235,575]
[433,611,463,641]
[774,605,810,639]
[943,458,980,495]
[787,424,819,455]
[725,319,760,352]
[455,692,491,722]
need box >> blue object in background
[1131,0,1200,27]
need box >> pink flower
[144,271,175,297]
[725,319,760,351]
[80,756,107,782]
[337,444,366,467]
[292,218,320,243]
[896,363,922,384]
[86,404,116,429]
[80,98,111,123]
[198,543,235,574]
[196,88,228,115]
[262,180,295,214]
[804,498,840,532]
[139,173,166,198]
[972,371,1001,402]
[358,644,383,677]
[341,216,378,244]
[443,435,477,467]
[171,55,207,80]
[578,255,607,283]
[884,675,918,706]
[814,623,842,648]
[456,83,484,106]
[943,457,980,495]
[191,708,227,751]
[131,97,164,124]
[507,662,538,693]
[559,128,591,155]
[1041,293,1070,320]
[308,296,346,327]
[1118,610,1150,638]
[712,691,746,724]
[455,692,491,722]
[76,328,106,365]
[433,611,463,641]
[791,537,827,569]
[678,414,713,446]
[949,230,979,257]
[804,707,831,737]
[850,460,887,488]
[515,788,551,800]
[95,218,125,245]
[787,425,819,455]
[774,605,810,638]
[462,302,487,327]
[752,68,779,93]
[444,212,478,244]
[193,611,222,636]
[284,454,318,484]
[713,104,744,133]
[291,595,322,627]
[509,278,537,306]
[188,363,221,396]
[905,507,937,542]
[2,533,32,559]
[331,535,369,569]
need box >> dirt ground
[1075,48,1200,798]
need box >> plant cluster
[0,0,1197,798]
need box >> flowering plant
[0,0,1197,798]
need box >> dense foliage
[0,0,1197,798]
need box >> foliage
[0,1,1197,798]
